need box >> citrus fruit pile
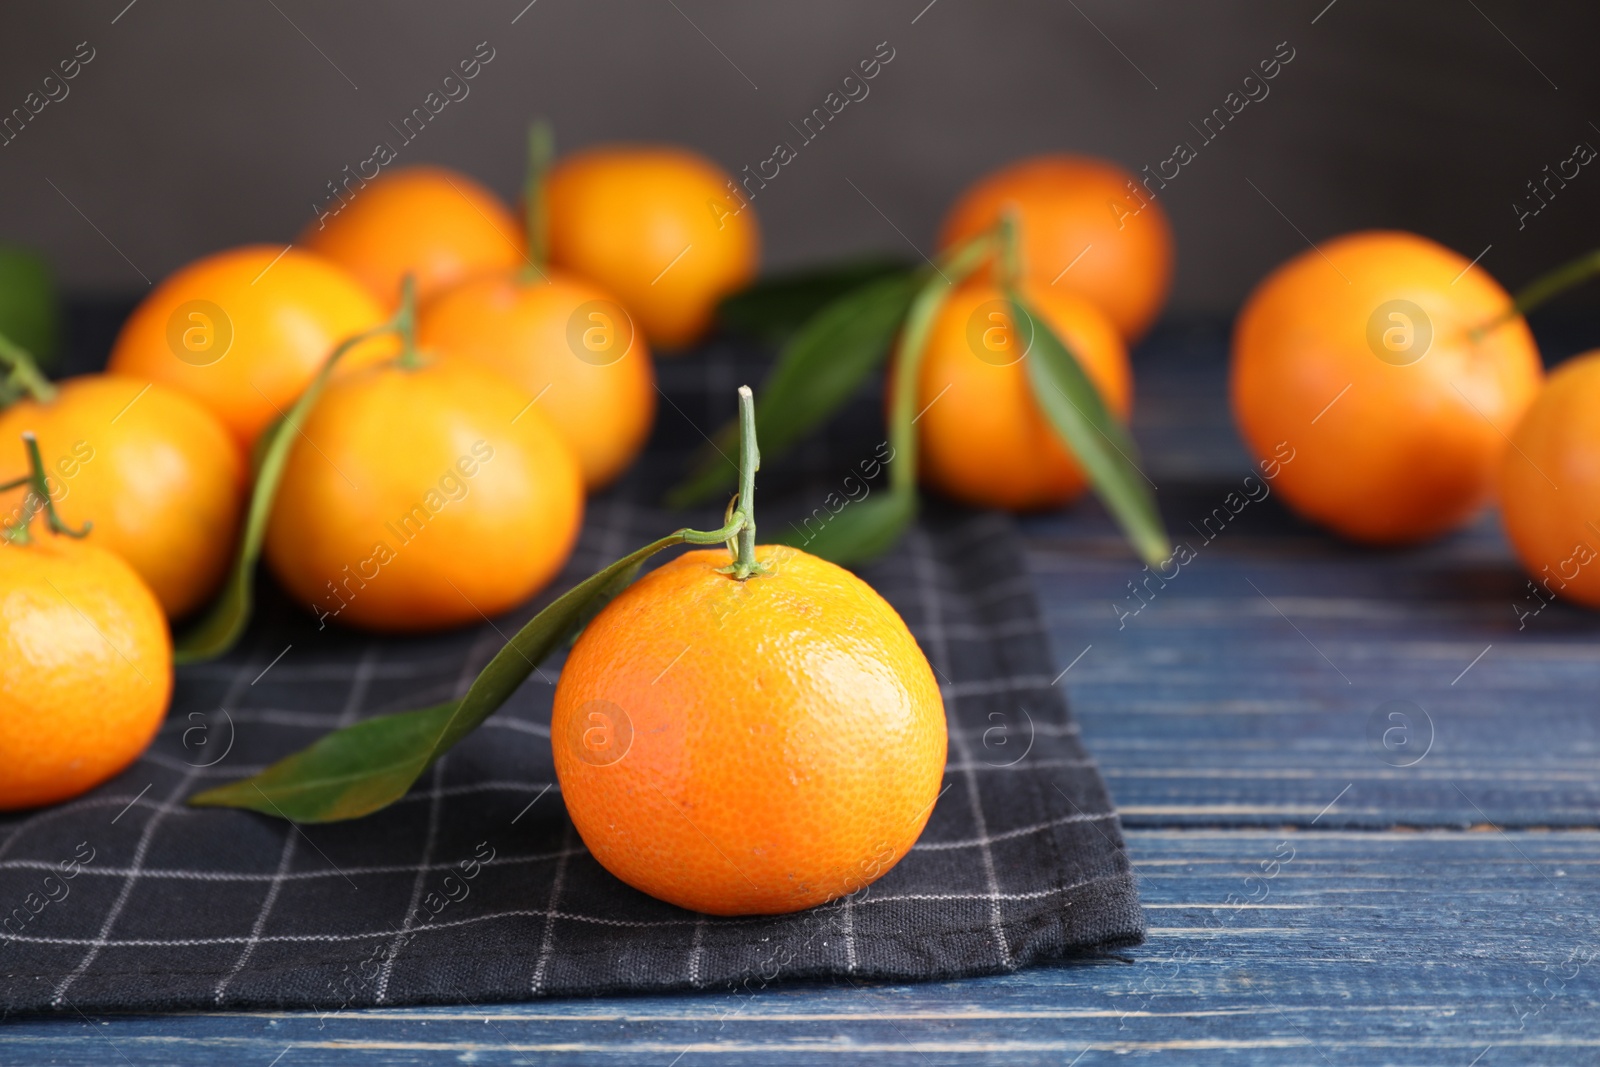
[682,155,1600,630]
[7,119,1600,919]
[1229,232,1600,610]
[193,387,948,915]
[0,434,170,811]
[0,125,755,815]
[673,153,1176,567]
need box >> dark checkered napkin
[0,344,1143,1013]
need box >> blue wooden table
[5,320,1598,1064]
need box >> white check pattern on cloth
[0,344,1142,1012]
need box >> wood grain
[6,831,1595,1063]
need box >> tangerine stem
[0,330,57,406]
[172,315,408,664]
[720,491,740,562]
[2,431,90,545]
[887,230,996,498]
[681,515,745,546]
[523,119,554,278]
[393,274,423,369]
[595,389,758,554]
[726,384,763,579]
[1472,246,1600,341]
[997,208,1023,289]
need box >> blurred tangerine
[940,154,1173,342]
[300,165,524,307]
[1231,230,1543,545]
[1499,349,1600,608]
[546,145,758,349]
[419,271,655,490]
[0,375,244,618]
[107,245,394,449]
[909,280,1132,511]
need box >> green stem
[521,119,554,282]
[3,431,90,545]
[888,230,997,496]
[996,208,1023,290]
[683,514,745,546]
[0,330,56,406]
[393,275,423,369]
[1473,246,1600,341]
[175,316,403,664]
[723,384,762,578]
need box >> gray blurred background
[2,0,1597,315]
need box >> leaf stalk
[0,330,56,406]
[1472,246,1600,342]
[522,118,554,279]
[2,431,90,545]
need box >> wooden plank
[5,829,1596,1063]
[1036,549,1600,826]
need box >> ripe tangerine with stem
[418,127,656,492]
[0,434,172,811]
[0,370,244,618]
[940,154,1174,343]
[551,388,947,916]
[1231,230,1543,545]
[263,312,584,633]
[907,279,1132,512]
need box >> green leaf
[0,330,57,408]
[755,270,919,458]
[781,487,916,566]
[173,324,390,664]
[668,269,919,508]
[778,235,1000,566]
[187,531,700,822]
[0,246,60,371]
[1009,289,1170,567]
[187,701,460,821]
[717,257,912,342]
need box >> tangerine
[1499,350,1600,608]
[1232,230,1543,545]
[263,357,583,632]
[0,375,244,618]
[940,155,1173,342]
[300,165,524,307]
[546,145,758,348]
[0,497,171,811]
[107,245,394,449]
[552,544,947,916]
[910,280,1132,511]
[418,271,655,490]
